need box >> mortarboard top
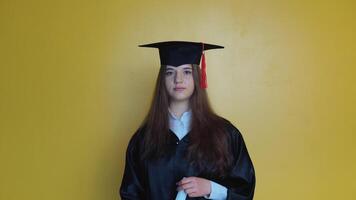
[139,41,223,66]
[139,41,224,89]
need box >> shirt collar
[168,108,192,120]
[168,108,192,139]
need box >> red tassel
[200,52,207,89]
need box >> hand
[176,177,211,198]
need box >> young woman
[120,41,256,200]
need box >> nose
[174,71,183,83]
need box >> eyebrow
[166,67,192,70]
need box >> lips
[174,87,186,91]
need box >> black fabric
[120,120,255,200]
[139,41,224,67]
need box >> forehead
[166,64,192,70]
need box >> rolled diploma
[175,190,187,200]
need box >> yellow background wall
[1,0,355,199]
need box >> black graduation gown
[120,121,256,200]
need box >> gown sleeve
[224,124,256,200]
[120,130,146,200]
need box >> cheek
[187,76,195,92]
[165,77,172,90]
[164,78,169,90]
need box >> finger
[178,182,195,191]
[181,182,195,190]
[185,188,197,195]
[188,193,198,198]
[180,177,196,186]
[181,177,195,184]
[186,190,198,198]
[176,177,188,186]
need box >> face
[165,64,195,103]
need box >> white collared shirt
[168,109,227,200]
[168,109,192,140]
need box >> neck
[169,100,190,119]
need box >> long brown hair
[141,64,233,177]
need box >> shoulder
[218,118,254,165]
[126,124,147,154]
[218,117,249,149]
[218,117,243,138]
[131,125,146,142]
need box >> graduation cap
[139,41,224,89]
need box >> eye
[165,71,173,76]
[184,70,192,75]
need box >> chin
[170,95,190,102]
[171,97,189,102]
